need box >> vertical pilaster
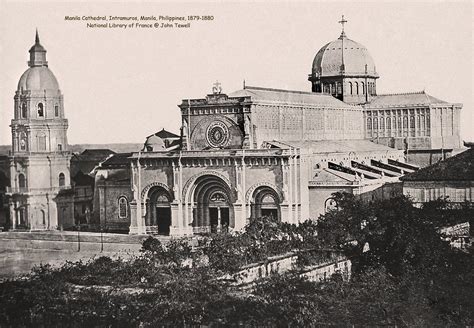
[292,150,298,223]
[9,200,16,230]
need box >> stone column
[281,157,291,224]
[233,157,246,231]
[129,158,146,234]
[292,151,298,224]
[129,201,140,234]
[48,196,58,230]
[9,200,16,230]
[170,202,182,236]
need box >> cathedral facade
[94,85,408,235]
[0,21,463,234]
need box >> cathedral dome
[312,34,377,77]
[17,66,59,91]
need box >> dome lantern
[28,29,48,68]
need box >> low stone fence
[0,231,152,253]
[300,257,351,282]
[222,249,351,287]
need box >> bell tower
[8,30,72,230]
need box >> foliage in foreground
[0,194,473,327]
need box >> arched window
[41,210,46,225]
[373,117,378,130]
[403,116,408,129]
[367,118,372,130]
[421,115,425,130]
[349,82,353,95]
[386,117,391,130]
[55,105,59,117]
[337,82,342,94]
[18,173,26,189]
[21,103,27,118]
[37,103,44,117]
[59,173,65,187]
[331,83,336,95]
[355,82,359,95]
[118,196,128,219]
[380,117,385,130]
[361,82,365,94]
[324,198,338,213]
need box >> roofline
[364,102,463,109]
[243,85,343,97]
[309,73,379,79]
[376,91,426,96]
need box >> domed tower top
[309,16,379,105]
[17,30,59,92]
[311,35,378,78]
[12,30,68,156]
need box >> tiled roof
[72,171,95,186]
[401,148,474,181]
[153,128,180,139]
[79,149,116,157]
[266,139,399,153]
[229,86,357,109]
[71,149,116,175]
[365,91,448,108]
[105,169,130,182]
[101,153,132,167]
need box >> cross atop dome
[338,14,348,39]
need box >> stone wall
[95,169,133,232]
[225,250,351,287]
[251,104,364,145]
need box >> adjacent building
[401,148,474,205]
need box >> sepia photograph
[0,0,472,326]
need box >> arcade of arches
[139,174,283,236]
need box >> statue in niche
[244,115,251,136]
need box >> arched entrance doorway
[208,191,230,233]
[191,175,234,234]
[146,187,171,235]
[251,186,280,220]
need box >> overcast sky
[0,1,472,145]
